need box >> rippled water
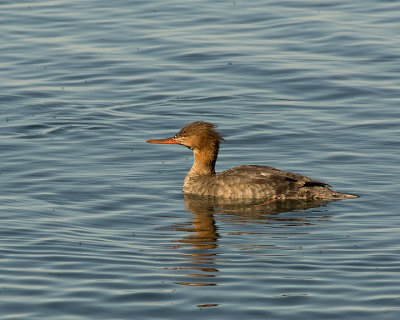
[1,0,400,319]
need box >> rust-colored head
[147,121,224,151]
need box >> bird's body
[147,121,357,201]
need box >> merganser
[147,121,357,200]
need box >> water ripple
[1,0,400,319]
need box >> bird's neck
[187,145,219,177]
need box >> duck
[147,121,357,201]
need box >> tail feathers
[320,189,358,200]
[336,192,358,200]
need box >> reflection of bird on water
[171,193,332,288]
[183,194,330,222]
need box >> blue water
[1,0,399,319]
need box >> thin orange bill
[146,137,178,144]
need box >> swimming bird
[147,121,357,201]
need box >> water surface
[1,0,400,319]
